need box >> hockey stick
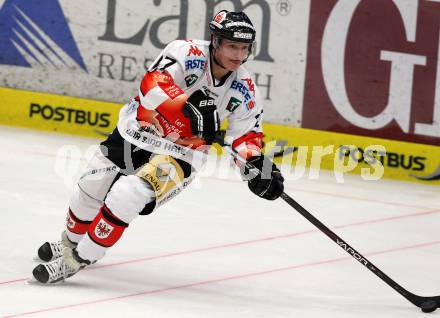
[218,139,439,313]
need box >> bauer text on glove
[183,89,220,145]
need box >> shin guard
[66,209,92,242]
[87,205,128,248]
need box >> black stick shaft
[279,192,419,306]
[219,141,438,309]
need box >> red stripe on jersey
[157,81,184,100]
[139,70,172,98]
[232,131,263,160]
[88,205,128,248]
[136,70,206,148]
[137,71,193,139]
[137,97,194,139]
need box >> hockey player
[32,10,285,284]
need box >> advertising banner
[0,0,310,125]
[0,87,120,137]
[1,0,438,185]
[303,0,440,146]
[263,124,440,185]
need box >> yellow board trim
[1,87,438,185]
[262,123,440,185]
[0,87,120,137]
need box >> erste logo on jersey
[185,58,206,71]
[185,45,206,71]
[231,78,256,110]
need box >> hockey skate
[32,247,89,284]
[37,231,77,262]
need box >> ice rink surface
[0,126,439,318]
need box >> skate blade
[26,277,66,285]
[32,255,61,263]
[32,255,42,262]
[26,277,41,285]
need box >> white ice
[0,125,439,318]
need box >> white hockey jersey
[117,39,264,170]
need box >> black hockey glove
[183,89,220,144]
[243,155,284,201]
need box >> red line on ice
[3,239,440,318]
[1,208,438,286]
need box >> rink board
[0,87,120,138]
[0,87,438,185]
[264,125,440,186]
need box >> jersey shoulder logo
[231,79,254,110]
[185,74,199,87]
[187,45,205,57]
[226,97,242,113]
[185,58,206,71]
[242,77,255,96]
[0,0,87,71]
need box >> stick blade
[420,300,438,313]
